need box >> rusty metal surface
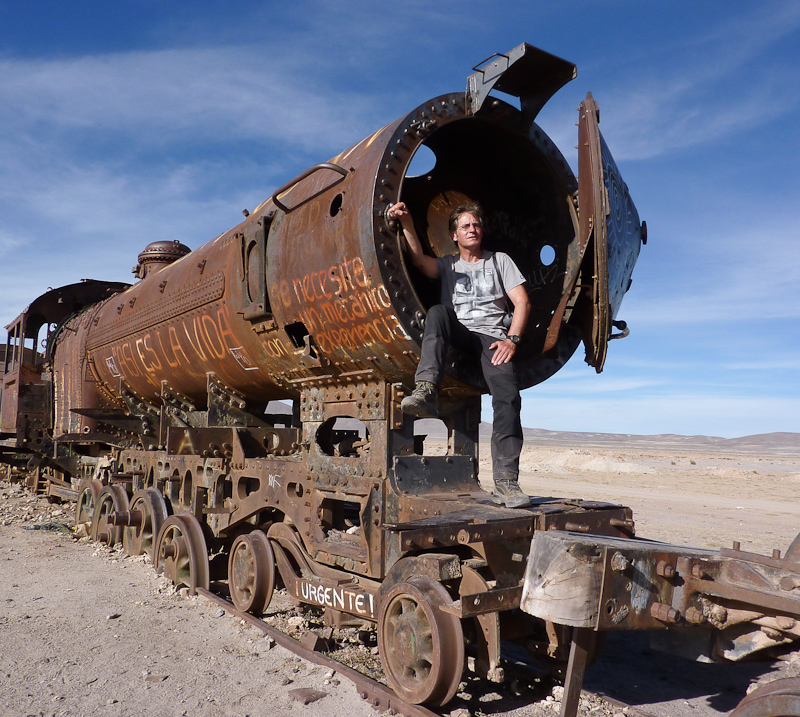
[121,487,168,561]
[729,676,800,716]
[524,531,800,716]
[467,42,577,119]
[197,585,649,717]
[378,574,465,705]
[59,49,642,411]
[1,281,128,434]
[227,530,276,614]
[523,531,800,635]
[577,93,644,372]
[154,512,210,596]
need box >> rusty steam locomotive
[1,44,646,707]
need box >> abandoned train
[1,44,645,707]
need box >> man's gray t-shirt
[434,251,526,341]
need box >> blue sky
[1,1,798,438]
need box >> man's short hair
[448,203,484,233]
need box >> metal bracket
[466,43,576,126]
[206,373,268,428]
[270,162,349,213]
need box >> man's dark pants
[415,305,523,481]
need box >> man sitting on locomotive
[387,201,531,508]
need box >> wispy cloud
[596,1,800,160]
[724,356,800,371]
[0,3,797,441]
[0,42,400,326]
[0,48,384,153]
[622,212,800,325]
[530,374,667,396]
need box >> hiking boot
[400,381,439,418]
[492,478,530,508]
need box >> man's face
[451,212,483,251]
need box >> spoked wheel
[377,575,465,706]
[154,513,210,595]
[228,531,276,615]
[75,479,104,533]
[730,677,800,716]
[90,485,130,546]
[122,488,169,561]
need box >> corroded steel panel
[78,80,636,405]
[578,93,644,372]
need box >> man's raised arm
[388,202,439,279]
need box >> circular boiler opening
[406,144,437,178]
[395,116,576,349]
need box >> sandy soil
[1,437,798,717]
[510,444,800,556]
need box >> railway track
[197,588,441,717]
[197,587,648,717]
[195,583,800,717]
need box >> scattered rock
[288,688,327,705]
[253,636,275,654]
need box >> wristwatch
[507,335,521,345]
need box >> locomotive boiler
[1,44,645,708]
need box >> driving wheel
[123,488,169,561]
[90,484,130,546]
[377,575,465,706]
[154,512,210,595]
[730,677,800,716]
[75,479,104,533]
[228,531,276,614]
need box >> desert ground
[1,431,798,717]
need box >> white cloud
[724,357,800,371]
[592,2,800,160]
[0,48,384,154]
[531,375,667,396]
[0,146,288,329]
[621,212,800,325]
[0,229,23,254]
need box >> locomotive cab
[1,312,47,445]
[0,281,129,485]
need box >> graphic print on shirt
[453,265,497,324]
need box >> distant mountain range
[516,428,800,456]
[414,420,800,456]
[267,402,800,456]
